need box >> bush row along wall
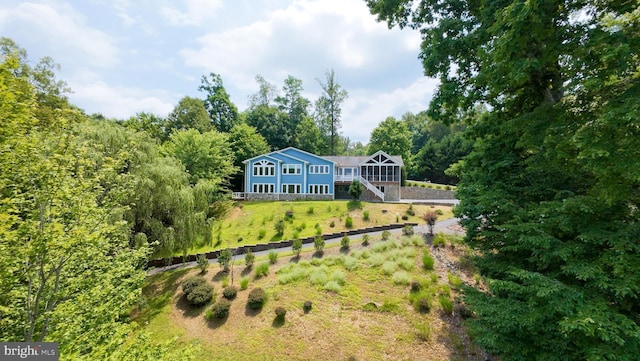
[146,222,419,269]
[400,186,456,200]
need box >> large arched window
[253,160,275,176]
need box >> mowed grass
[136,233,468,361]
[187,200,453,255]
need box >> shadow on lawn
[176,293,207,318]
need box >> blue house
[242,147,404,202]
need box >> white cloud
[0,1,119,68]
[68,72,177,119]
[179,0,417,86]
[342,77,439,143]
[160,0,224,26]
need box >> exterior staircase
[359,176,384,201]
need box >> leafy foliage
[207,299,231,319]
[186,284,214,306]
[348,180,363,200]
[367,1,640,359]
[247,288,266,309]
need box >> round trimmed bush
[182,276,206,295]
[223,285,238,300]
[303,301,312,313]
[275,306,287,319]
[248,288,266,309]
[207,299,231,319]
[187,283,214,306]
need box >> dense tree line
[0,38,195,359]
[368,1,640,360]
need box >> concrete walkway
[147,217,465,276]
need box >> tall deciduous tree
[293,116,326,154]
[276,75,311,132]
[164,129,236,186]
[198,72,239,132]
[228,123,270,190]
[315,69,348,155]
[164,96,211,138]
[245,105,290,150]
[0,44,192,360]
[368,1,640,360]
[368,116,412,163]
[248,74,278,109]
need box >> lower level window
[309,184,329,194]
[282,184,301,194]
[253,183,274,193]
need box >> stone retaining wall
[401,186,456,200]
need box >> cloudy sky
[0,0,437,143]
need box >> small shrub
[329,220,335,228]
[341,235,350,249]
[368,253,385,267]
[448,273,463,288]
[363,210,370,221]
[422,210,438,235]
[207,299,231,319]
[410,280,421,293]
[268,250,278,264]
[315,226,322,235]
[292,230,300,239]
[435,209,444,216]
[382,261,398,275]
[187,283,214,306]
[254,262,269,278]
[307,206,314,215]
[285,210,294,219]
[292,238,303,257]
[258,229,266,239]
[414,295,431,313]
[323,280,342,293]
[221,275,229,288]
[245,249,255,267]
[182,276,206,295]
[422,252,435,270]
[415,323,432,342]
[439,295,454,314]
[401,214,409,221]
[345,216,353,228]
[402,225,414,236]
[381,230,391,240]
[314,236,325,252]
[361,234,370,246]
[381,299,400,313]
[247,288,266,309]
[303,301,312,313]
[274,306,287,320]
[406,204,415,216]
[433,233,447,248]
[197,254,208,273]
[240,277,249,290]
[218,248,232,271]
[330,270,346,285]
[397,257,415,271]
[222,285,238,300]
[392,271,411,285]
[309,268,328,285]
[274,219,285,235]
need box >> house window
[252,183,274,193]
[309,165,329,174]
[281,183,301,194]
[282,164,302,175]
[253,160,275,176]
[308,184,329,194]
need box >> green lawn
[185,200,453,256]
